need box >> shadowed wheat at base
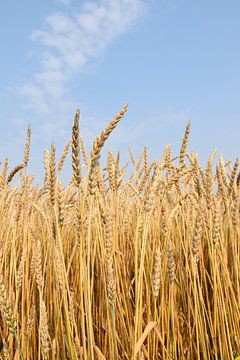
[0,106,239,360]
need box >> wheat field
[0,105,240,359]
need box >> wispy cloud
[18,0,145,117]
[55,0,72,5]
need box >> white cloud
[55,0,72,5]
[42,52,62,70]
[18,0,145,116]
[35,70,65,99]
[18,83,50,113]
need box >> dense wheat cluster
[0,105,240,360]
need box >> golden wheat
[0,108,239,359]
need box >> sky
[0,0,240,180]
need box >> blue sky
[0,0,240,179]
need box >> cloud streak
[18,0,145,115]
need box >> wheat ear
[229,158,239,196]
[23,125,31,166]
[152,247,161,298]
[49,143,57,207]
[40,298,50,360]
[7,163,25,184]
[90,104,128,168]
[88,104,128,195]
[167,240,175,284]
[72,109,82,187]
[0,275,17,335]
[58,139,71,172]
[179,121,191,168]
